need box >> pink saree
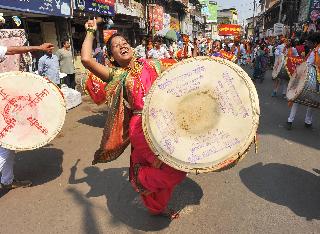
[83,58,186,215]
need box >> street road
[1,68,320,234]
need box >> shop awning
[0,0,72,17]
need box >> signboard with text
[273,23,284,36]
[0,0,71,17]
[207,1,217,23]
[75,0,115,16]
[218,24,241,36]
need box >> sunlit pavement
[1,67,320,234]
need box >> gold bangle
[86,28,96,36]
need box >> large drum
[272,54,290,80]
[0,72,66,150]
[287,62,320,108]
[142,57,260,173]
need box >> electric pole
[278,0,284,23]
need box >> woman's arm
[81,19,110,81]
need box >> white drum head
[287,62,309,101]
[142,57,260,173]
[0,72,66,150]
[272,54,285,79]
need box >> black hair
[62,39,70,45]
[105,33,129,67]
[154,36,163,44]
[307,32,320,44]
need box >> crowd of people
[1,15,320,222]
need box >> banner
[200,0,210,16]
[75,0,115,16]
[207,1,217,23]
[0,0,71,17]
[218,24,241,36]
[285,56,304,79]
[149,5,164,31]
[0,29,28,72]
[309,0,320,22]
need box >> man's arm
[6,43,54,55]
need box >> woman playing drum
[81,19,186,219]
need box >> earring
[110,57,114,62]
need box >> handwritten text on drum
[150,107,179,154]
[215,72,249,118]
[157,65,205,97]
[188,129,240,163]
[0,87,50,139]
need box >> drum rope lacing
[142,57,260,173]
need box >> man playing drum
[272,38,299,98]
[286,32,320,130]
[0,43,54,190]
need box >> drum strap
[133,110,142,115]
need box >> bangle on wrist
[86,28,96,36]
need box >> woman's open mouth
[120,48,129,55]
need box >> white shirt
[0,45,7,62]
[307,48,320,66]
[240,44,246,55]
[0,146,10,157]
[268,45,273,56]
[135,44,146,59]
[0,46,10,156]
[148,47,170,59]
[275,43,286,56]
[290,47,299,57]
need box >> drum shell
[278,65,290,81]
[0,72,66,151]
[142,57,260,173]
[287,63,320,108]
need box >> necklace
[124,58,145,96]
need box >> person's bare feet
[161,208,180,220]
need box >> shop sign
[218,24,241,36]
[75,0,115,16]
[149,5,164,31]
[207,0,217,23]
[115,1,144,18]
[308,0,320,22]
[0,0,71,17]
[273,23,284,36]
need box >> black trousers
[63,73,76,89]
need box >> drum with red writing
[142,57,260,173]
[0,72,66,150]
